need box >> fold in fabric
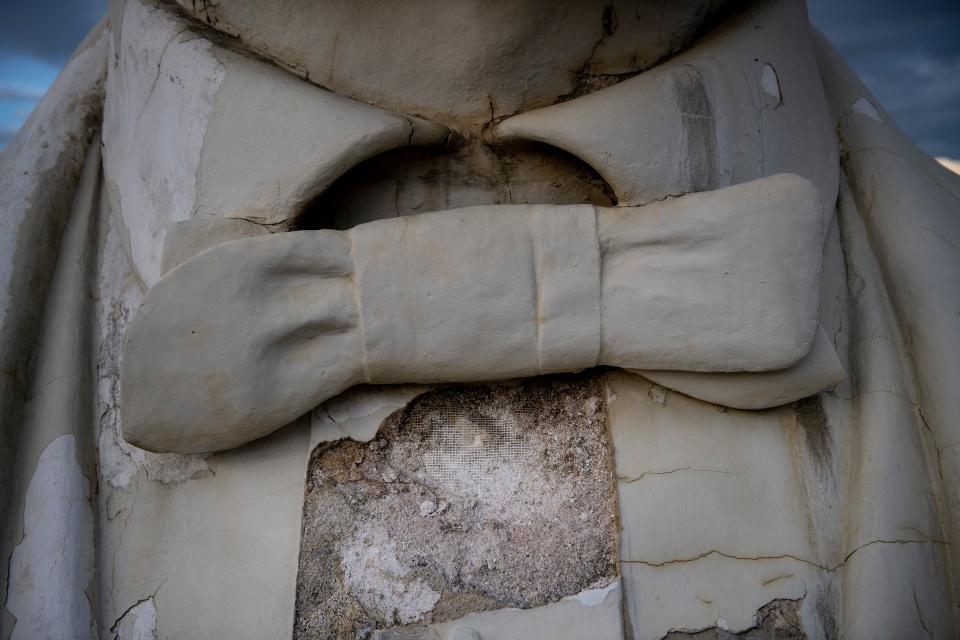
[122,174,830,453]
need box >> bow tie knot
[122,173,840,453]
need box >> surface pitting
[293,373,619,639]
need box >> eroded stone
[293,374,618,639]
[663,599,806,639]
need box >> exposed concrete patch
[294,374,618,639]
[662,599,805,638]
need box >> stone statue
[1,0,958,638]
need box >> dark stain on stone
[602,4,618,36]
[673,64,719,193]
[663,599,806,639]
[814,584,838,640]
[293,373,618,639]
[294,138,616,231]
[794,396,833,473]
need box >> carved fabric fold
[122,173,830,452]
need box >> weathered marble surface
[1,0,958,638]
[168,0,737,124]
[122,174,827,452]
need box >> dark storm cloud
[808,0,960,158]
[0,0,106,65]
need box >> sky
[0,0,957,160]
[807,0,960,160]
[0,0,105,147]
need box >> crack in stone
[109,580,163,639]
[620,538,949,573]
[3,548,17,630]
[618,467,740,484]
[913,585,932,638]
[109,477,140,612]
[760,574,795,587]
[136,27,189,125]
[917,406,947,492]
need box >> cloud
[0,84,45,101]
[0,1,105,149]
[808,0,960,158]
[0,0,106,65]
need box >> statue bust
[1,0,958,638]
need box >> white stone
[121,174,825,453]
[111,598,158,640]
[423,579,623,640]
[0,22,106,350]
[850,97,884,123]
[103,0,449,288]
[761,63,783,106]
[99,421,311,639]
[816,30,960,635]
[493,0,838,217]
[3,1,959,637]
[598,173,823,373]
[168,0,735,125]
[6,436,96,640]
[310,385,431,448]
[638,324,846,409]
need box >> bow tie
[122,173,843,453]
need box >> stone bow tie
[122,173,844,453]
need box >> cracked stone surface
[169,0,737,124]
[663,599,806,639]
[110,597,158,640]
[294,374,618,639]
[4,0,960,636]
